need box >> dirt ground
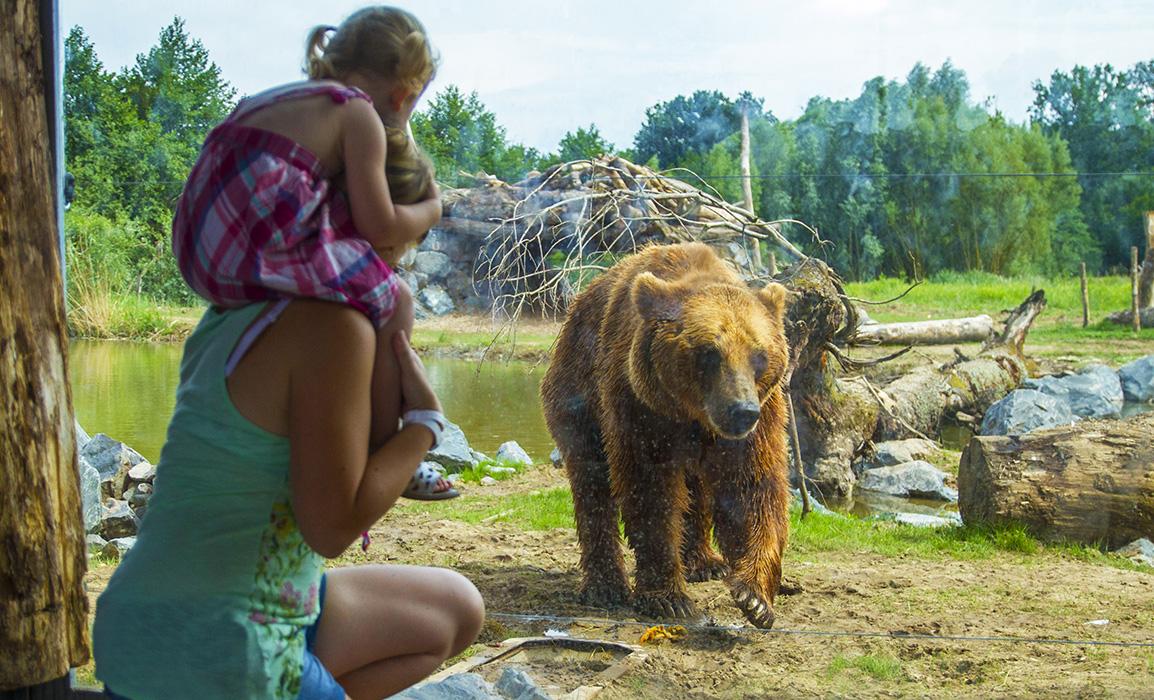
[84,465,1154,699]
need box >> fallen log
[854,315,995,346]
[958,412,1154,548]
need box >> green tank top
[94,303,324,699]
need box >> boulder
[854,438,939,474]
[413,251,453,279]
[127,461,157,484]
[85,534,108,552]
[890,512,962,528]
[82,433,146,499]
[495,441,533,467]
[1118,355,1154,402]
[1114,538,1154,568]
[101,537,137,561]
[417,285,456,316]
[425,422,477,472]
[495,668,552,700]
[99,499,139,540]
[1024,364,1123,419]
[75,420,91,450]
[392,673,502,700]
[78,454,102,534]
[979,389,1077,436]
[859,460,958,501]
[550,447,562,468]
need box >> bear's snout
[718,399,761,438]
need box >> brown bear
[541,242,791,628]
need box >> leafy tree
[1031,61,1154,269]
[633,90,740,168]
[555,124,615,162]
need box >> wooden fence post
[1132,246,1141,332]
[0,0,90,692]
[1139,211,1154,309]
[1079,262,1089,328]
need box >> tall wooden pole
[739,106,760,274]
[0,0,90,692]
[1131,246,1141,333]
[1079,262,1089,328]
[1139,211,1154,309]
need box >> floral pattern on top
[248,496,324,698]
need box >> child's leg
[369,279,415,451]
[310,564,485,699]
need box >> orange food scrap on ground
[638,625,688,644]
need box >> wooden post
[1139,211,1154,309]
[0,0,90,692]
[739,106,760,274]
[1080,262,1089,328]
[768,251,778,277]
[1132,246,1141,332]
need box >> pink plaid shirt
[172,82,399,328]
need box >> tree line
[64,18,1154,307]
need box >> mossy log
[958,413,1154,548]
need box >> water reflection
[69,340,552,463]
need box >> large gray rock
[495,668,552,700]
[495,441,533,467]
[854,438,939,474]
[1114,538,1154,568]
[425,421,477,472]
[101,537,137,561]
[414,251,453,279]
[979,389,1077,436]
[417,285,456,316]
[392,673,503,700]
[1024,364,1123,419]
[78,454,102,534]
[99,499,139,539]
[82,433,147,499]
[859,460,957,501]
[1118,355,1154,402]
[75,420,91,450]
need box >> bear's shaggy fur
[541,242,791,628]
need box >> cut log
[0,0,90,689]
[958,413,1154,548]
[854,315,995,346]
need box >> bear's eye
[696,346,722,375]
[751,351,769,377]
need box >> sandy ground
[85,465,1153,699]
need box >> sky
[62,0,1154,153]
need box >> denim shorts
[106,575,343,700]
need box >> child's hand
[392,330,443,414]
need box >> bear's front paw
[579,577,631,609]
[683,551,730,583]
[728,579,775,629]
[633,590,700,621]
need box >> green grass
[67,280,201,341]
[826,653,904,681]
[403,485,575,531]
[454,458,531,485]
[411,327,557,357]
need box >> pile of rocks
[979,355,1154,436]
[77,420,537,560]
[851,438,961,527]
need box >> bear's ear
[632,272,682,321]
[757,282,789,322]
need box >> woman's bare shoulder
[278,300,377,360]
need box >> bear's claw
[579,578,631,609]
[729,580,775,629]
[683,554,730,583]
[633,590,700,621]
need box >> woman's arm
[287,306,438,557]
[340,99,441,250]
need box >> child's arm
[341,99,441,250]
[288,308,440,557]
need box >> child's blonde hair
[384,127,435,205]
[305,6,438,94]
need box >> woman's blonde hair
[304,6,438,94]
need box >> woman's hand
[392,330,442,414]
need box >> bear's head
[630,272,790,439]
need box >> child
[172,5,455,500]
[94,10,484,699]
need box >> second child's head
[305,6,438,121]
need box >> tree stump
[958,413,1154,548]
[0,0,90,690]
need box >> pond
[69,340,552,464]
